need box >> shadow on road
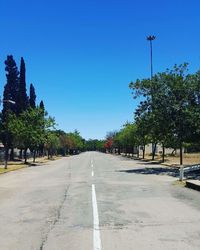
[117,167,200,180]
[117,154,200,179]
[117,167,179,177]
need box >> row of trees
[104,64,200,165]
[0,55,90,167]
[0,55,62,166]
[84,139,106,152]
[58,133,107,154]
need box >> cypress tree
[17,57,28,114]
[1,55,19,167]
[38,100,45,156]
[29,83,36,108]
[2,55,19,118]
[39,100,45,111]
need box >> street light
[147,35,156,158]
[0,97,16,105]
[146,35,156,79]
[0,97,16,169]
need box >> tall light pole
[147,35,156,79]
[0,98,16,105]
[147,35,156,159]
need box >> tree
[29,83,36,108]
[1,55,19,167]
[161,64,193,164]
[17,57,28,114]
[61,130,84,155]
[7,108,46,163]
[45,131,59,159]
[135,114,151,159]
[2,55,19,117]
[70,130,84,153]
[38,100,46,155]
[58,132,68,155]
[39,100,45,111]
[64,134,75,154]
[105,131,116,153]
[84,139,105,152]
[112,132,122,154]
[104,138,113,153]
[130,63,196,164]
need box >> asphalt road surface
[0,152,200,250]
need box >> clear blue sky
[0,0,200,139]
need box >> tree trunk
[19,149,23,159]
[118,147,121,155]
[39,145,44,157]
[171,149,175,155]
[47,149,50,159]
[125,147,128,156]
[180,141,183,165]
[33,150,36,163]
[152,142,157,160]
[137,146,139,158]
[162,143,165,163]
[4,146,9,169]
[24,148,27,164]
[10,148,14,161]
[132,146,134,157]
[142,145,145,159]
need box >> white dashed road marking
[92,184,102,250]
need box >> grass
[0,155,63,174]
[173,180,186,187]
[0,163,26,174]
[123,152,200,167]
[143,153,200,167]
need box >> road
[0,152,200,250]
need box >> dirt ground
[144,153,200,166]
[0,156,62,174]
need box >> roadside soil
[0,156,63,174]
[130,153,200,167]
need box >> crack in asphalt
[39,169,71,250]
[39,183,70,250]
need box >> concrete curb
[186,180,200,191]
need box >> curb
[186,180,200,191]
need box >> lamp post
[0,97,16,105]
[146,35,156,79]
[147,35,156,158]
[0,97,16,169]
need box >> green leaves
[6,107,55,150]
[129,63,200,163]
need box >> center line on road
[91,170,94,177]
[92,184,102,250]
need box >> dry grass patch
[0,163,26,174]
[164,153,200,166]
[173,180,186,187]
[135,153,200,167]
[0,156,63,174]
[33,156,62,164]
